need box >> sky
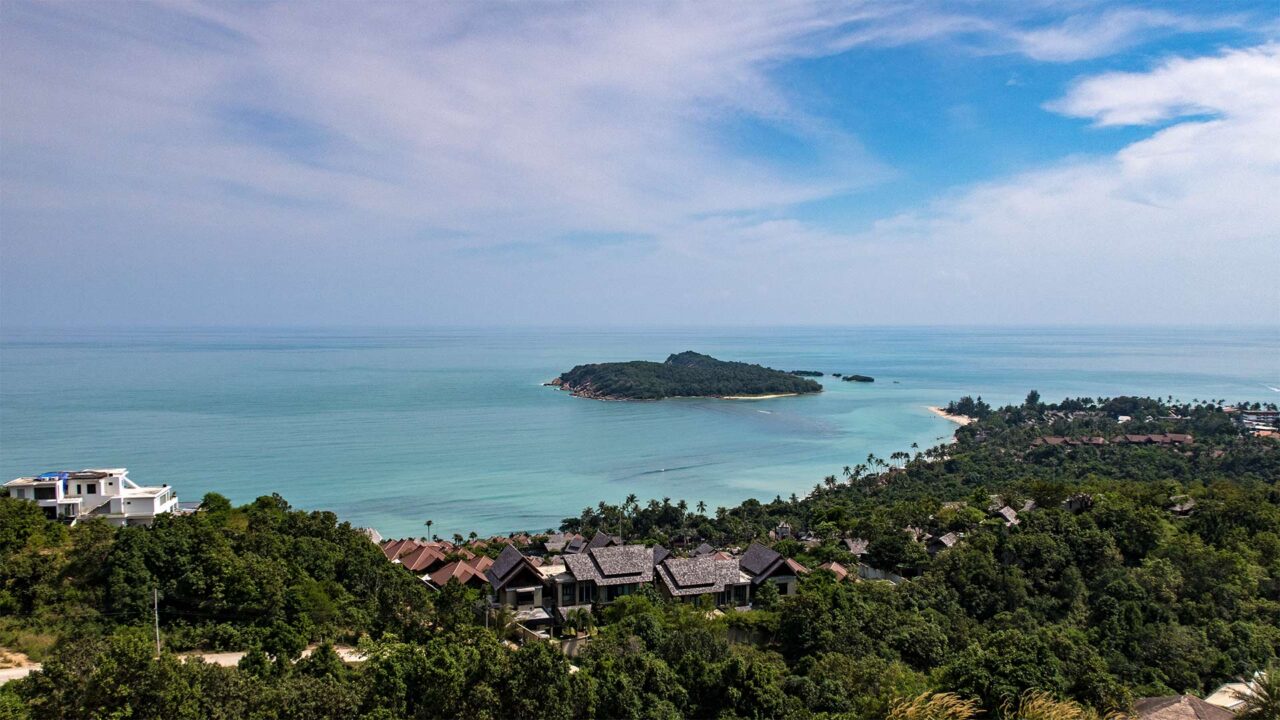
[2,0,1278,327]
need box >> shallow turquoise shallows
[2,326,1277,538]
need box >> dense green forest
[553,351,822,399]
[2,393,1278,719]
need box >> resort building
[738,542,808,596]
[487,545,553,627]
[562,544,655,604]
[655,554,751,607]
[1131,695,1233,720]
[4,468,179,526]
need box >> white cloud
[1008,8,1241,62]
[1048,43,1280,125]
[0,2,1274,326]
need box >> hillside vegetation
[3,393,1278,719]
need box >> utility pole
[153,588,161,657]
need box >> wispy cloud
[0,1,1273,325]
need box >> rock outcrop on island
[549,351,823,400]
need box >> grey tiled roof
[738,542,782,578]
[586,530,621,550]
[692,542,714,556]
[652,544,670,565]
[486,544,533,588]
[656,556,745,596]
[843,538,869,555]
[564,545,654,586]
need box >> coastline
[721,393,799,400]
[927,406,974,426]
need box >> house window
[561,583,575,605]
[515,590,535,608]
[76,485,82,494]
[578,584,595,604]
[86,484,96,494]
[35,487,56,500]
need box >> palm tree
[424,519,433,541]
[696,500,707,516]
[490,605,518,641]
[1235,667,1279,720]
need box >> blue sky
[2,1,1278,326]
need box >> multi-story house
[655,554,751,607]
[4,468,179,526]
[738,542,808,597]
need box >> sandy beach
[927,406,974,425]
[722,393,800,400]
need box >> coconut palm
[423,519,433,540]
[696,500,707,516]
[1234,667,1279,720]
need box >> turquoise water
[1,326,1277,538]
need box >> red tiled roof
[819,561,849,581]
[429,561,486,588]
[784,558,810,575]
[401,545,448,573]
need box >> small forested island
[789,370,824,377]
[842,374,874,382]
[549,351,822,400]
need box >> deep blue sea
[1,326,1277,538]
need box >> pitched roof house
[655,555,750,606]
[651,544,671,565]
[927,532,960,555]
[1131,695,1234,720]
[738,542,808,596]
[399,544,449,573]
[486,545,550,624]
[586,530,622,551]
[818,561,850,582]
[842,538,869,556]
[426,561,488,590]
[563,545,655,604]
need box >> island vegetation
[551,351,822,400]
[2,393,1278,719]
[789,370,824,377]
[842,374,875,382]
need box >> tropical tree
[1234,667,1280,720]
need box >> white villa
[4,468,179,526]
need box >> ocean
[1,326,1277,538]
